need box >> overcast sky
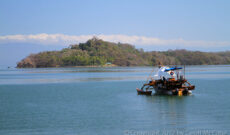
[0,0,230,66]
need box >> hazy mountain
[0,43,65,68]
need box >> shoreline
[15,64,230,69]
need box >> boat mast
[184,65,185,79]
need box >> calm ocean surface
[0,65,230,135]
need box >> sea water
[0,65,230,135]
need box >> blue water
[0,66,230,135]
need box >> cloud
[0,33,229,50]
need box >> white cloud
[0,33,229,49]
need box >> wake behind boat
[137,65,195,96]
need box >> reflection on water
[144,96,188,128]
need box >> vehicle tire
[182,89,188,95]
[172,90,178,95]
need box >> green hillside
[17,38,230,68]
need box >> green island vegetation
[17,37,230,68]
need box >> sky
[0,0,230,66]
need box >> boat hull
[153,86,193,95]
[136,88,152,95]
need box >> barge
[137,65,195,96]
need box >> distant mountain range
[17,38,230,68]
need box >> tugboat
[137,65,195,96]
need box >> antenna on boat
[184,65,185,79]
[146,68,155,83]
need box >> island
[17,38,230,68]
